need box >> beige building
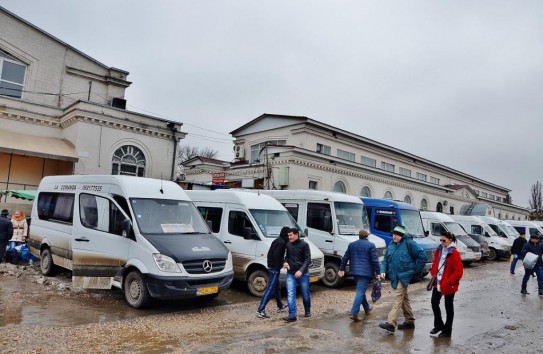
[0,7,186,213]
[183,114,528,220]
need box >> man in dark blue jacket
[338,229,380,321]
[520,234,543,295]
[0,210,14,263]
[256,226,289,319]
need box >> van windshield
[249,209,305,238]
[483,224,498,237]
[443,222,469,236]
[400,210,425,238]
[505,225,520,236]
[130,198,209,235]
[335,202,369,235]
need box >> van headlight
[226,252,233,271]
[152,254,181,273]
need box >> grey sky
[2,1,542,207]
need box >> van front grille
[182,258,226,274]
[468,245,480,253]
[310,258,323,269]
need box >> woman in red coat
[429,230,464,338]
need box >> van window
[430,222,442,236]
[282,203,299,221]
[335,202,369,234]
[197,206,223,233]
[37,192,74,224]
[307,203,332,233]
[228,210,256,237]
[80,194,126,236]
[374,214,394,234]
[529,228,542,237]
[513,226,525,235]
[471,225,483,235]
[250,209,301,238]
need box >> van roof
[505,220,539,227]
[252,189,363,204]
[421,211,455,222]
[448,215,485,223]
[186,190,287,210]
[361,198,418,210]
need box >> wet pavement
[1,260,542,353]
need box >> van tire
[488,248,497,261]
[322,262,344,288]
[124,270,151,309]
[247,270,269,297]
[40,248,55,276]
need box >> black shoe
[283,316,297,322]
[521,288,529,295]
[510,272,515,274]
[277,304,288,313]
[379,321,395,332]
[304,312,311,318]
[429,328,442,335]
[397,321,415,330]
[365,306,373,315]
[438,332,451,338]
[539,290,543,296]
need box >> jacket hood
[279,226,290,242]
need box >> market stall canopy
[0,130,78,162]
[0,190,36,201]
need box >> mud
[0,260,541,354]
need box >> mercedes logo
[309,260,314,268]
[202,260,213,273]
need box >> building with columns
[183,114,528,220]
[0,6,186,212]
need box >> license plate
[475,255,481,261]
[309,276,319,283]
[197,286,218,296]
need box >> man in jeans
[338,229,380,321]
[283,228,311,322]
[256,226,289,318]
[520,234,543,295]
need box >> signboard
[212,172,227,184]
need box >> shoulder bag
[426,257,446,291]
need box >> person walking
[256,226,289,319]
[520,234,543,295]
[510,233,527,274]
[429,230,464,338]
[0,209,14,263]
[378,225,427,333]
[338,229,380,321]
[282,228,311,322]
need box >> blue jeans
[510,254,520,273]
[522,264,543,290]
[351,275,371,316]
[257,269,284,312]
[286,273,311,318]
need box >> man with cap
[378,225,427,333]
[338,229,380,321]
[520,233,543,295]
[0,209,13,263]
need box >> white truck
[29,175,234,308]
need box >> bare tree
[178,145,218,163]
[529,181,542,214]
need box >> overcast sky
[2,1,542,207]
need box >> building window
[309,181,318,190]
[436,202,443,212]
[381,162,395,173]
[404,195,412,204]
[0,49,26,99]
[481,192,488,198]
[450,206,454,214]
[474,190,480,195]
[250,140,286,162]
[489,194,495,200]
[316,143,331,155]
[384,191,393,199]
[337,149,355,162]
[361,156,376,168]
[420,198,428,211]
[333,181,346,193]
[399,167,411,178]
[416,173,427,182]
[360,186,371,198]
[430,176,440,185]
[112,145,146,176]
[496,196,501,202]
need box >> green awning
[0,190,36,201]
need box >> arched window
[360,186,371,198]
[420,199,428,211]
[404,195,412,204]
[333,181,346,193]
[498,213,502,220]
[112,145,146,177]
[384,191,393,199]
[436,202,443,212]
[505,214,509,220]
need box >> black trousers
[0,241,7,263]
[431,287,455,334]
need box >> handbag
[426,258,446,291]
[523,252,538,270]
[371,280,382,303]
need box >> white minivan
[29,175,234,308]
[478,216,518,246]
[186,190,325,297]
[420,212,481,264]
[250,190,387,288]
[505,220,543,238]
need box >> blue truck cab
[361,198,438,277]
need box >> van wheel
[322,262,344,288]
[488,248,497,261]
[40,248,55,276]
[248,270,269,297]
[124,270,151,309]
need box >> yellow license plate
[197,286,218,296]
[309,276,319,283]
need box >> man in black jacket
[520,234,543,295]
[510,233,527,274]
[0,210,14,263]
[282,228,311,322]
[256,226,289,319]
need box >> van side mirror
[122,219,132,238]
[304,228,309,237]
[206,220,213,232]
[243,227,253,240]
[424,230,429,237]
